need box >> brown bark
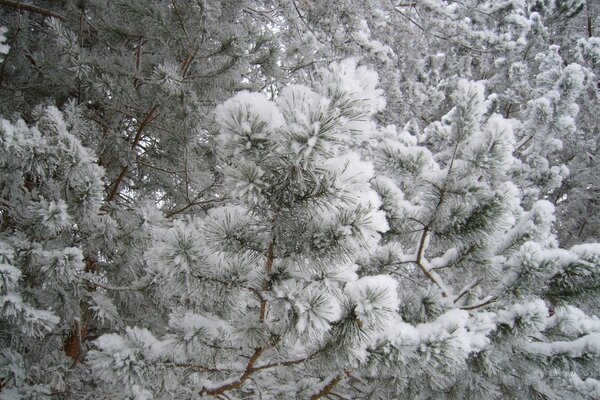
[64,257,96,360]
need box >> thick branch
[259,240,275,321]
[0,0,65,20]
[130,104,159,151]
[586,0,593,38]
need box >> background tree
[1,0,600,399]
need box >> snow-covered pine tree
[1,0,600,399]
[1,0,282,397]
[85,58,398,399]
[83,62,600,399]
[363,77,600,399]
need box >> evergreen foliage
[1,1,600,399]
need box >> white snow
[169,311,231,340]
[526,333,600,358]
[346,275,399,329]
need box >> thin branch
[79,275,151,292]
[169,362,236,374]
[106,165,129,202]
[107,165,129,202]
[136,159,185,175]
[460,296,496,311]
[412,135,462,296]
[107,104,159,202]
[253,344,329,372]
[242,6,280,25]
[171,0,191,44]
[164,178,222,218]
[199,235,278,396]
[0,0,65,21]
[290,0,327,45]
[453,278,482,304]
[394,8,425,32]
[180,47,199,79]
[310,373,348,400]
[252,356,308,372]
[133,37,145,89]
[164,197,225,218]
[204,347,264,396]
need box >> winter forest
[1,0,600,399]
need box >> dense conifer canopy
[0,1,599,399]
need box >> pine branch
[586,0,593,38]
[165,178,223,218]
[290,0,327,46]
[133,37,145,89]
[0,0,65,21]
[413,137,463,296]
[453,278,482,304]
[107,165,129,202]
[204,347,264,396]
[79,275,152,292]
[260,239,275,321]
[107,104,159,202]
[414,228,448,292]
[202,238,277,396]
[460,296,496,311]
[129,104,159,151]
[310,372,348,400]
[253,344,330,371]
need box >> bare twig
[164,178,222,218]
[129,104,159,151]
[134,37,145,89]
